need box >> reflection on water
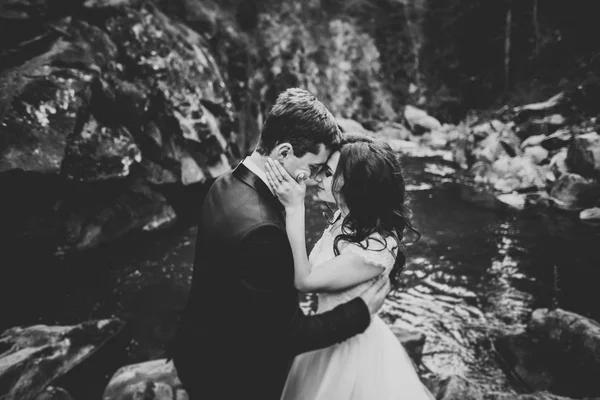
[2,155,600,395]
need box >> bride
[265,133,435,400]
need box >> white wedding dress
[281,215,435,400]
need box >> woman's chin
[315,192,334,204]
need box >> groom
[169,88,390,399]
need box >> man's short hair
[256,88,341,157]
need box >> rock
[495,332,555,393]
[0,319,123,400]
[496,193,527,210]
[473,129,521,165]
[524,146,549,165]
[496,308,600,398]
[0,17,122,174]
[423,129,448,149]
[373,122,412,141]
[139,159,178,185]
[180,154,206,185]
[61,116,142,182]
[521,134,547,149]
[62,179,177,250]
[566,131,600,179]
[1,3,236,181]
[524,191,552,208]
[205,153,232,177]
[424,374,588,400]
[424,163,456,177]
[101,3,235,174]
[0,43,95,174]
[549,173,600,211]
[33,387,74,400]
[538,114,567,126]
[448,123,473,169]
[84,0,143,8]
[471,119,511,139]
[541,129,572,151]
[1,1,239,252]
[404,105,442,134]
[513,93,566,122]
[423,375,484,400]
[388,139,420,153]
[94,76,151,131]
[102,359,188,400]
[549,149,569,179]
[580,207,600,221]
[521,114,568,138]
[172,0,222,39]
[483,156,546,192]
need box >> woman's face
[315,151,340,204]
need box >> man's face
[280,143,330,183]
[314,150,340,204]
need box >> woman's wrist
[285,204,305,214]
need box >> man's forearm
[285,297,370,355]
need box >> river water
[3,152,600,396]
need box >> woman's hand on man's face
[265,158,307,209]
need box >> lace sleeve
[338,234,398,273]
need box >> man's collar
[233,160,284,214]
[242,157,274,195]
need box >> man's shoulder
[204,170,284,234]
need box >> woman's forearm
[285,205,313,289]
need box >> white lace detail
[337,234,397,273]
[308,223,398,314]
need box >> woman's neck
[339,205,349,218]
[329,206,348,233]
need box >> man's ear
[274,143,294,162]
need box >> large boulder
[102,359,187,400]
[495,308,600,399]
[424,375,594,400]
[0,0,237,252]
[404,105,442,135]
[60,178,177,250]
[523,146,549,165]
[473,129,522,164]
[566,132,600,179]
[549,148,569,180]
[0,319,124,400]
[471,155,547,193]
[33,387,74,400]
[549,173,600,210]
[580,207,600,222]
[0,30,100,174]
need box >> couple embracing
[169,88,435,400]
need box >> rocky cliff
[0,0,396,254]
